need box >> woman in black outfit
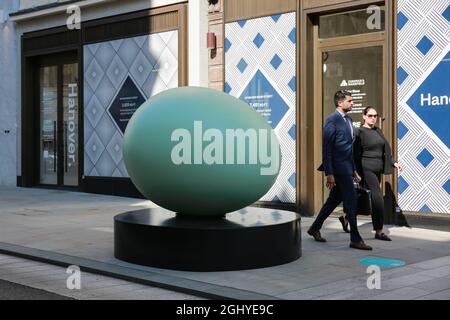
[339,106,402,241]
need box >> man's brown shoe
[349,241,372,250]
[307,228,326,242]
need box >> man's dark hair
[334,90,352,107]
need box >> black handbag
[355,183,372,215]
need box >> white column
[0,0,19,185]
[188,0,208,87]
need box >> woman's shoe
[338,216,350,233]
[375,233,392,241]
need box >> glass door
[322,46,383,128]
[322,45,383,200]
[311,6,387,212]
[39,66,58,185]
[38,62,79,187]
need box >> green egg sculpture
[123,87,281,217]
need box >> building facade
[0,0,449,215]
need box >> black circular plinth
[114,207,301,271]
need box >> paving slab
[371,287,432,300]
[412,277,450,292]
[415,289,450,300]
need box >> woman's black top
[354,126,396,175]
[357,127,385,160]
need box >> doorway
[37,52,79,187]
[311,6,387,212]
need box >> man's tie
[344,115,354,138]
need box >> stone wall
[207,0,224,91]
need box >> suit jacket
[353,126,396,175]
[318,111,356,176]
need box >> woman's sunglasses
[366,114,378,118]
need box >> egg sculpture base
[114,207,301,271]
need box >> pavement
[0,186,449,300]
[0,278,73,300]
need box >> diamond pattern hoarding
[397,0,450,213]
[225,12,297,204]
[83,31,178,178]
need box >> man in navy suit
[307,90,372,250]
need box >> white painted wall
[19,0,72,10]
[188,0,208,87]
[0,0,20,186]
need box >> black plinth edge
[114,207,302,271]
